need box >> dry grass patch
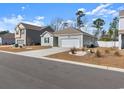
[104,49,110,54]
[0,45,51,52]
[114,51,121,57]
[94,50,102,57]
[47,47,124,69]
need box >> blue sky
[0,3,124,33]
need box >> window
[21,29,25,34]
[44,37,49,43]
[17,40,24,44]
[16,27,19,34]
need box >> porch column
[119,34,122,50]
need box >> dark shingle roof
[20,22,42,31]
[119,10,124,17]
[18,23,54,33]
[53,28,96,38]
[53,28,82,35]
[0,33,15,39]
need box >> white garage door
[61,38,80,48]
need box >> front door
[122,34,124,49]
[53,37,58,47]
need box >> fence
[97,41,119,48]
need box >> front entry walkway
[16,47,69,58]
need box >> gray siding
[26,27,54,45]
[2,38,15,45]
[26,29,42,45]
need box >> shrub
[89,49,94,53]
[19,46,23,48]
[90,44,95,48]
[14,44,18,47]
[104,49,110,54]
[82,48,85,51]
[95,50,102,57]
[114,51,121,57]
[70,47,77,54]
[35,43,41,45]
[99,37,112,41]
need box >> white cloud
[21,5,29,11]
[92,18,97,21]
[66,20,75,24]
[118,6,124,10]
[0,15,45,32]
[85,3,118,17]
[0,15,24,32]
[77,8,86,12]
[24,20,44,26]
[21,6,25,10]
[35,16,44,20]
[3,15,24,25]
[64,20,76,27]
[90,4,112,15]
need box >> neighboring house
[0,33,15,45]
[15,22,54,46]
[119,10,124,49]
[40,28,97,48]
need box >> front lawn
[47,47,124,69]
[0,45,51,52]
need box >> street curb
[40,57,124,73]
[0,50,17,55]
[1,50,124,73]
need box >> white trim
[40,31,53,37]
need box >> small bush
[35,43,41,45]
[19,46,23,48]
[99,37,112,41]
[95,50,102,57]
[14,44,18,47]
[90,44,95,48]
[104,49,110,54]
[90,49,94,53]
[82,48,85,51]
[114,51,121,57]
[70,47,77,54]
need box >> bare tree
[50,18,63,31]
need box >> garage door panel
[61,39,80,48]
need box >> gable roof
[19,22,42,31]
[16,22,54,33]
[53,28,82,34]
[53,28,96,38]
[40,31,53,37]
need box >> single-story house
[119,10,124,49]
[15,22,54,46]
[40,28,97,48]
[0,33,15,45]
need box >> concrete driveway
[16,47,69,58]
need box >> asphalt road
[0,52,124,89]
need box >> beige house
[119,10,124,49]
[40,28,97,48]
[15,22,54,46]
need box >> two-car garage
[61,38,80,48]
[50,28,97,48]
